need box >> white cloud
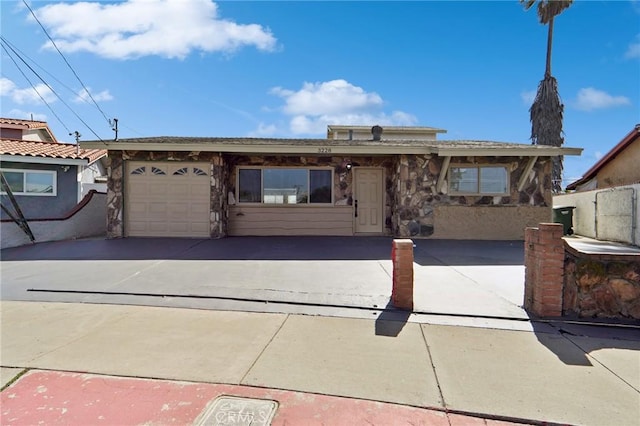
[0,77,17,96]
[625,35,640,59]
[574,87,631,111]
[7,109,48,122]
[269,79,417,135]
[594,151,604,160]
[1,78,56,105]
[31,0,277,60]
[73,87,113,104]
[249,122,279,137]
[520,89,536,105]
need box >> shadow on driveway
[1,236,524,266]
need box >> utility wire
[22,0,112,127]
[1,36,101,110]
[1,42,72,135]
[1,39,104,142]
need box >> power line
[21,0,112,127]
[1,36,98,109]
[1,38,104,142]
[1,42,72,135]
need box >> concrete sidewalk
[2,301,639,425]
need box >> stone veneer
[392,154,552,237]
[106,151,554,240]
[106,150,228,238]
[563,250,640,320]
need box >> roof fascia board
[82,142,433,155]
[434,147,582,156]
[0,154,89,166]
[81,141,583,157]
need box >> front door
[354,168,384,233]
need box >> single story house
[81,125,581,240]
[566,124,640,191]
[1,117,108,220]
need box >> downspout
[632,188,637,246]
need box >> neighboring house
[0,118,108,220]
[566,124,640,191]
[556,124,640,246]
[81,125,581,240]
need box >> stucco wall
[1,191,106,249]
[393,154,553,239]
[1,161,78,220]
[596,137,640,189]
[554,184,639,246]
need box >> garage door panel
[126,161,210,237]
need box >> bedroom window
[238,168,332,204]
[449,166,508,195]
[0,169,57,196]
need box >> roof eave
[0,154,91,166]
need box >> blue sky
[1,0,639,187]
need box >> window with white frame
[1,169,57,196]
[238,168,332,204]
[448,165,509,195]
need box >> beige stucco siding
[432,205,551,240]
[597,137,640,188]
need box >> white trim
[518,156,538,192]
[0,154,90,166]
[0,168,57,196]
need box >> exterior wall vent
[371,125,383,141]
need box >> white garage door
[126,162,210,237]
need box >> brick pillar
[392,239,414,310]
[524,223,565,317]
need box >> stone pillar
[524,223,565,317]
[210,154,227,238]
[106,151,124,238]
[392,239,414,310]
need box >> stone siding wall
[225,155,395,234]
[564,251,640,320]
[106,150,228,238]
[524,222,640,320]
[393,154,552,238]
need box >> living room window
[238,168,332,204]
[449,165,508,195]
[0,169,57,196]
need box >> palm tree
[521,0,573,193]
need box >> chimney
[371,125,383,141]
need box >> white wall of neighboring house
[79,161,108,199]
[554,183,639,246]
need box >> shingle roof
[81,136,582,157]
[0,138,107,164]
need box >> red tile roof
[566,124,640,190]
[0,138,107,164]
[0,117,50,129]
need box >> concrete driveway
[0,236,528,320]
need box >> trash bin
[552,206,575,235]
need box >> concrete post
[392,239,414,310]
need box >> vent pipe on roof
[371,125,383,141]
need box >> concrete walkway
[2,301,639,425]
